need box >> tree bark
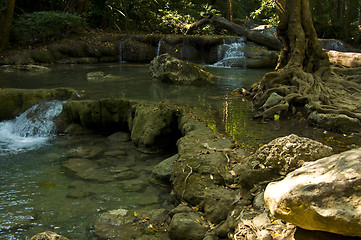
[0,0,16,50]
[249,0,361,132]
[226,0,234,22]
[187,14,281,50]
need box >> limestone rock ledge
[264,147,361,237]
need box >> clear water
[0,63,360,239]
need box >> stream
[0,63,360,239]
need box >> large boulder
[233,134,333,189]
[129,103,181,153]
[264,147,361,237]
[149,53,213,85]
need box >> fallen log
[187,14,281,50]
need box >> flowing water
[0,63,360,239]
[213,37,246,68]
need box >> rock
[151,154,178,185]
[107,131,131,142]
[113,170,138,180]
[86,71,121,83]
[264,147,361,237]
[30,231,69,240]
[0,88,76,121]
[169,212,208,240]
[63,158,114,182]
[67,180,95,198]
[320,39,356,52]
[130,103,181,153]
[104,149,126,157]
[0,64,51,72]
[308,111,361,133]
[262,92,283,110]
[246,134,333,175]
[149,53,213,85]
[67,146,104,158]
[123,39,156,62]
[327,50,361,68]
[94,208,169,240]
[64,123,94,135]
[244,46,278,68]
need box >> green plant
[11,11,85,45]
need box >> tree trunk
[0,0,16,50]
[249,0,361,132]
[226,0,233,22]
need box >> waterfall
[213,37,246,68]
[119,42,126,63]
[156,38,163,56]
[0,101,64,154]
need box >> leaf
[192,205,200,211]
[134,212,138,217]
[210,174,214,180]
[229,170,236,176]
[274,114,280,121]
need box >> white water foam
[0,101,64,154]
[213,37,246,68]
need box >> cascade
[119,42,126,63]
[213,37,246,68]
[0,100,64,154]
[156,38,163,56]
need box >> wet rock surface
[0,88,76,120]
[149,53,213,85]
[86,71,121,83]
[308,111,361,133]
[265,147,361,237]
[30,231,70,240]
[93,208,170,240]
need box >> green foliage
[250,0,278,25]
[11,11,84,45]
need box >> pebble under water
[0,132,172,239]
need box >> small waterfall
[213,37,246,68]
[119,42,126,63]
[156,38,163,56]
[0,101,64,154]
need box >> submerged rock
[0,64,51,72]
[86,71,121,83]
[149,53,213,85]
[264,147,361,237]
[63,158,114,182]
